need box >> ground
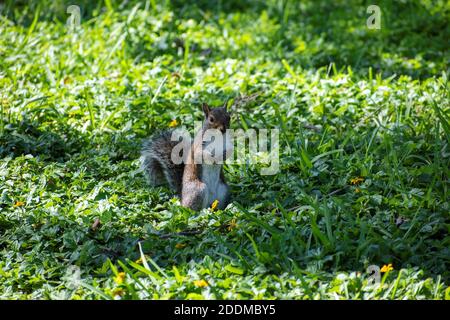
[0,0,449,299]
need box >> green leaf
[224,264,244,275]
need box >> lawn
[0,0,449,299]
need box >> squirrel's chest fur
[200,164,223,207]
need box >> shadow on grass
[0,119,85,161]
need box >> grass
[0,0,449,299]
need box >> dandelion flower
[211,200,219,211]
[114,272,126,285]
[380,264,393,273]
[13,201,25,207]
[193,279,208,287]
[227,219,237,232]
[168,119,178,127]
[350,177,364,185]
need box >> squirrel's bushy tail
[140,130,184,194]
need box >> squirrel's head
[200,102,233,164]
[201,102,230,133]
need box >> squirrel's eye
[209,116,215,122]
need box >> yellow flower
[135,255,150,264]
[13,201,25,207]
[350,177,364,185]
[227,219,237,232]
[211,200,219,211]
[175,243,187,249]
[355,188,361,193]
[380,264,394,273]
[114,272,126,284]
[168,119,178,127]
[193,279,208,287]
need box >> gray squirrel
[140,103,233,210]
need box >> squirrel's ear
[202,103,210,116]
